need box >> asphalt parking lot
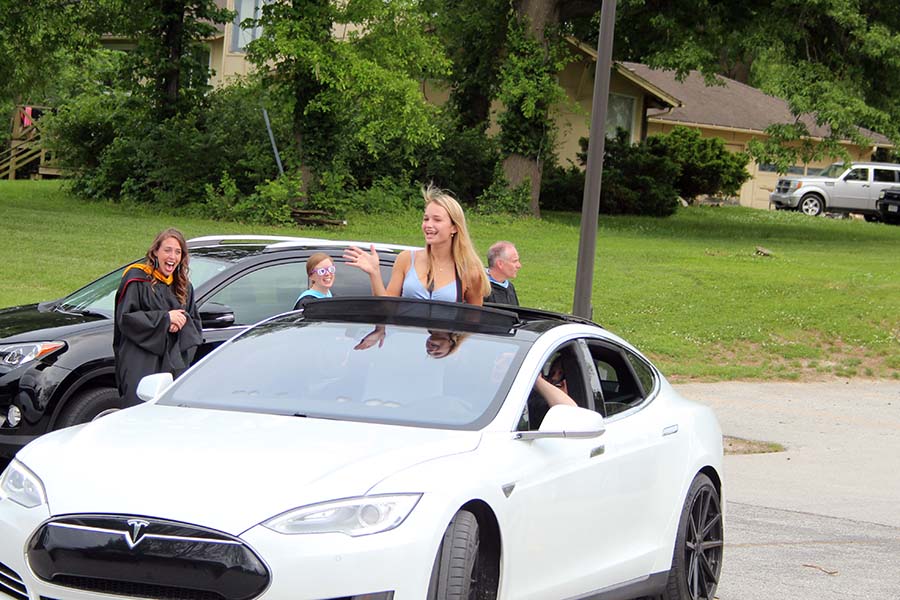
[674,380,900,600]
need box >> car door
[832,167,871,210]
[581,340,688,580]
[869,168,900,210]
[500,339,674,599]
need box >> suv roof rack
[300,297,520,335]
[188,235,419,254]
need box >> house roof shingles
[619,62,891,147]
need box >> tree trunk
[502,154,543,218]
[503,0,558,217]
[158,0,186,118]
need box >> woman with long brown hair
[344,184,490,304]
[114,228,202,406]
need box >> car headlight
[0,341,65,367]
[879,190,885,199]
[263,494,421,537]
[0,460,47,508]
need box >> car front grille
[27,515,270,600]
[0,561,28,600]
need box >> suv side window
[203,260,393,326]
[873,169,898,183]
[844,168,869,182]
[205,262,306,326]
[585,341,647,417]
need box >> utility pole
[572,0,617,319]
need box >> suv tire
[799,194,824,216]
[56,387,124,428]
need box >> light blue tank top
[402,250,458,301]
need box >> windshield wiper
[55,305,109,319]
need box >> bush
[476,163,531,215]
[645,126,750,202]
[540,132,680,217]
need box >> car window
[203,262,305,326]
[843,168,869,182]
[624,350,656,398]
[873,169,898,183]
[517,342,591,431]
[59,256,230,315]
[202,260,392,326]
[161,320,528,430]
[585,341,645,417]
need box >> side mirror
[136,373,174,403]
[516,405,605,441]
[200,302,236,328]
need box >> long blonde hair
[422,184,490,299]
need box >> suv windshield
[58,256,231,315]
[160,319,528,430]
[819,163,848,178]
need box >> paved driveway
[674,380,900,600]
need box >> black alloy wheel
[663,473,723,600]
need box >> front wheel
[427,510,479,600]
[56,387,124,429]
[661,473,723,600]
[799,194,824,216]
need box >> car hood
[0,302,108,342]
[18,403,481,535]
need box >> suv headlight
[0,341,65,367]
[0,460,47,508]
[263,494,421,537]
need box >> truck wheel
[799,194,824,216]
[56,387,124,429]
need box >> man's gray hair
[487,241,515,268]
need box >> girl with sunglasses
[295,253,336,307]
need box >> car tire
[660,473,723,600]
[798,194,824,216]
[56,387,124,429]
[863,214,880,223]
[427,510,479,600]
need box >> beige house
[559,39,892,209]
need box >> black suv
[0,235,409,458]
[876,187,900,224]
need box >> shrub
[476,163,531,215]
[645,126,750,202]
[540,132,680,217]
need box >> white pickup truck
[769,161,900,220]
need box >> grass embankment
[2,180,898,381]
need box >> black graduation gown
[113,270,202,406]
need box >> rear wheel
[427,510,479,600]
[661,473,723,600]
[799,194,824,216]
[56,387,124,429]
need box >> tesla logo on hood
[125,519,150,548]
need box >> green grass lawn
[2,179,898,381]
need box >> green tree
[246,0,450,196]
[612,0,900,166]
[110,0,233,118]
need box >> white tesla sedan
[0,298,723,600]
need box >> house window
[605,93,635,141]
[231,0,266,52]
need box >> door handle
[662,424,679,436]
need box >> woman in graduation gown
[114,228,202,406]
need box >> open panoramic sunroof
[300,297,520,335]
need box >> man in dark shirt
[485,241,521,305]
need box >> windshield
[58,256,231,316]
[160,320,528,430]
[819,163,847,179]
